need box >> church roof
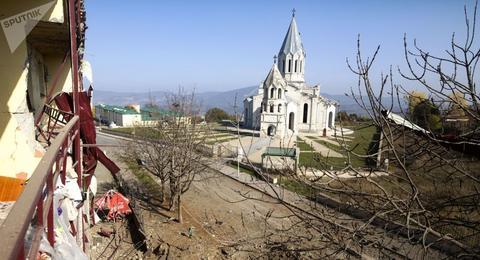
[278,15,305,57]
[264,63,286,87]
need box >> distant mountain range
[92,86,256,114]
[93,86,401,116]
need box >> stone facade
[243,13,337,137]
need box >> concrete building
[244,12,337,137]
[96,104,143,127]
[95,104,190,127]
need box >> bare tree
[127,88,209,223]
[123,3,479,258]
[164,89,209,223]
[222,3,480,259]
[129,126,170,203]
[340,2,480,257]
[400,3,480,133]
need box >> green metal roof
[140,106,176,120]
[96,104,179,120]
[262,147,296,157]
[95,104,138,115]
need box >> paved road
[93,132,126,192]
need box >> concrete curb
[96,129,134,142]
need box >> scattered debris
[221,246,235,256]
[188,226,194,238]
[152,243,170,256]
[94,190,132,220]
[97,227,116,238]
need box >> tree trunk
[177,194,183,223]
[160,181,165,203]
[169,178,176,211]
[168,192,175,211]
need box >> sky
[85,0,472,94]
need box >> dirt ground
[90,134,314,259]
[90,161,335,259]
[89,133,445,259]
[180,171,314,258]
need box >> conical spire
[277,10,306,83]
[264,60,286,88]
[278,11,305,57]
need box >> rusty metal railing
[36,104,74,145]
[0,115,80,259]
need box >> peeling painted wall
[0,0,70,179]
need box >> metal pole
[46,169,54,246]
[68,0,85,252]
[237,147,240,178]
[68,0,81,182]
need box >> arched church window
[299,60,302,72]
[288,112,295,131]
[294,60,298,72]
[270,104,274,113]
[303,103,308,123]
[328,111,333,128]
[288,59,292,72]
[270,88,274,98]
[278,89,282,99]
[278,104,282,113]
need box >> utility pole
[237,147,240,178]
[233,93,241,178]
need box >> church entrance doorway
[328,111,333,128]
[288,112,295,131]
[267,125,276,136]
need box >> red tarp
[54,91,120,186]
[94,190,132,220]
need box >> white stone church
[243,12,337,137]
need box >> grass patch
[347,124,377,154]
[212,128,259,137]
[109,127,134,134]
[299,152,347,170]
[124,159,162,198]
[278,178,313,197]
[298,124,377,170]
[313,140,342,151]
[226,162,316,199]
[207,133,233,138]
[206,137,239,145]
[297,137,314,151]
[227,161,258,177]
[107,127,164,139]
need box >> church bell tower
[277,9,306,84]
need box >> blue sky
[85,0,471,94]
